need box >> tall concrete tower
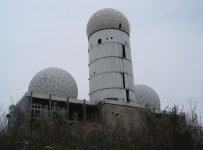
[87,8,135,102]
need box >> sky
[0,0,202,118]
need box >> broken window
[98,39,102,44]
[126,90,130,102]
[105,98,118,101]
[122,44,126,58]
[119,23,121,28]
[122,73,125,88]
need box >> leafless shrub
[0,103,203,150]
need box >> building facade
[8,8,161,130]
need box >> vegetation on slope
[0,105,202,150]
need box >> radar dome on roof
[87,8,130,37]
[134,84,160,112]
[28,67,78,98]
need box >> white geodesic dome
[28,67,78,98]
[134,84,160,112]
[87,8,130,37]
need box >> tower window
[119,23,121,28]
[126,90,130,102]
[111,37,113,39]
[122,45,126,58]
[121,73,125,88]
[98,39,102,44]
[106,98,118,101]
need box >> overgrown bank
[0,106,203,150]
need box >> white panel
[117,73,122,87]
[91,57,126,75]
[125,74,133,89]
[106,73,110,88]
[123,59,127,73]
[94,76,98,91]
[121,89,125,100]
[118,44,121,57]
[91,77,94,93]
[89,80,92,93]
[127,61,131,75]
[115,44,119,56]
[126,47,131,60]
[128,75,133,88]
[104,44,107,57]
[90,43,124,61]
[91,88,129,101]
[129,63,133,75]
[101,74,104,92]
[115,58,119,72]
[102,44,106,57]
[89,65,92,77]
[99,75,102,91]
[130,90,135,100]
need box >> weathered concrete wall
[101,103,148,130]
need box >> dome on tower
[28,67,78,98]
[134,84,160,112]
[86,8,130,38]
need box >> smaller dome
[28,67,78,98]
[134,84,160,112]
[87,8,130,38]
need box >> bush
[0,105,202,150]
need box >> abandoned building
[8,8,161,129]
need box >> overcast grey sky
[0,0,202,117]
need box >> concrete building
[87,8,135,102]
[8,8,161,130]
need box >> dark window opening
[119,23,121,28]
[111,37,113,39]
[105,98,118,101]
[91,44,92,47]
[98,39,102,44]
[106,37,108,40]
[126,90,130,102]
[122,45,126,58]
[122,73,125,88]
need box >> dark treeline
[0,105,203,150]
